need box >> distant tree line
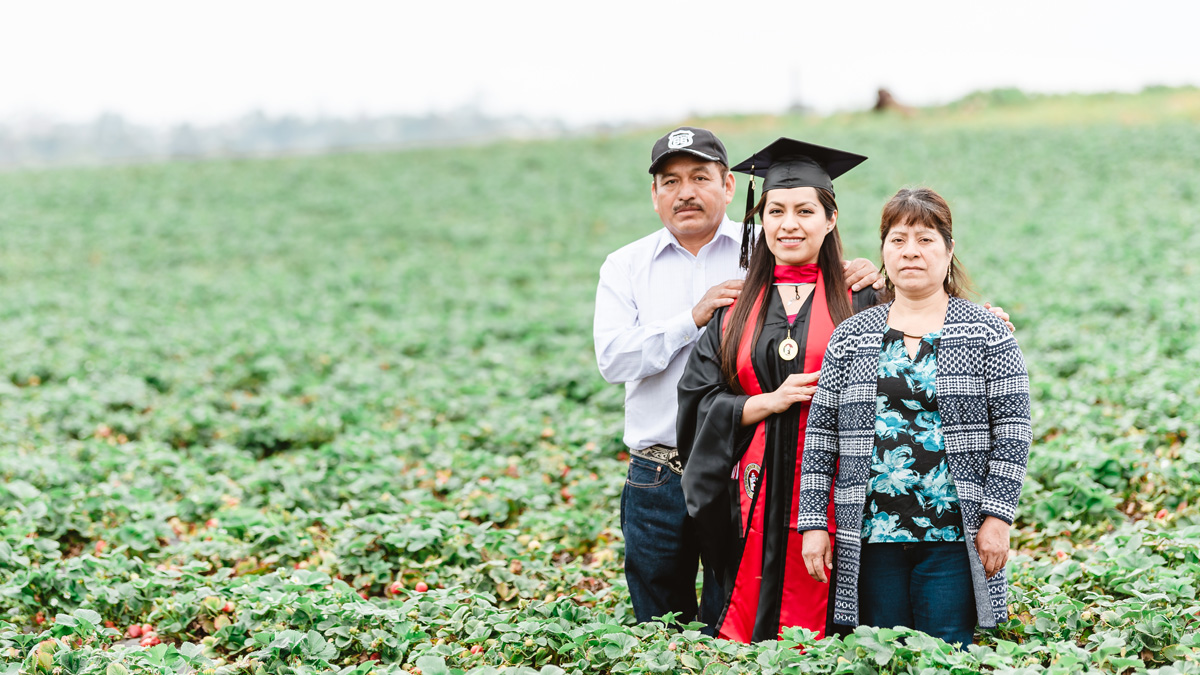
[0,106,572,167]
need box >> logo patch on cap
[667,129,694,149]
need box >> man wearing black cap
[593,127,882,631]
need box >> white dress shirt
[594,216,746,451]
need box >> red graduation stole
[717,267,841,643]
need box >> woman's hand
[769,371,819,413]
[983,302,1016,333]
[801,530,832,583]
[740,371,820,426]
[976,516,1011,578]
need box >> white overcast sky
[1,0,1197,126]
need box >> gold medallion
[778,337,799,361]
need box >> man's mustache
[673,200,703,213]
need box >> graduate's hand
[768,371,820,413]
[976,516,1011,578]
[844,258,885,292]
[983,302,1016,333]
[742,372,820,425]
[802,530,832,583]
[692,279,744,328]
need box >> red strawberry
[470,644,484,654]
[388,582,403,595]
[414,581,429,593]
[127,624,142,638]
[140,635,161,647]
[33,612,45,625]
[222,602,235,613]
[1155,508,1169,520]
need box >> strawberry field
[2,89,1199,674]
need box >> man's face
[651,155,735,242]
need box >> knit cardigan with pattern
[796,297,1032,628]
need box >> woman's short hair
[879,187,974,299]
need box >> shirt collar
[653,215,741,258]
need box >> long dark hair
[876,187,974,302]
[719,187,853,390]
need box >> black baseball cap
[648,126,728,175]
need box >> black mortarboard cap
[731,137,867,195]
[730,138,867,267]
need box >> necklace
[779,327,799,360]
[773,282,811,307]
[771,266,818,362]
[773,284,810,361]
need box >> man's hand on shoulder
[983,302,1016,333]
[843,259,884,291]
[692,279,744,328]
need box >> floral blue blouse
[861,328,965,543]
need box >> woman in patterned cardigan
[796,187,1031,647]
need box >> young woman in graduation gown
[676,138,877,643]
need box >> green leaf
[5,480,40,500]
[414,655,450,675]
[269,630,304,650]
[73,609,102,626]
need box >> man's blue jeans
[621,456,722,634]
[857,541,977,648]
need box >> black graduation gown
[677,287,876,642]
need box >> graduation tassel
[739,167,756,269]
[740,222,752,269]
[745,166,756,220]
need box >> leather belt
[630,444,682,476]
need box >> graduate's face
[651,156,735,246]
[761,187,835,266]
[882,220,954,298]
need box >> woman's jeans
[857,541,976,648]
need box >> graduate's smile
[761,186,835,266]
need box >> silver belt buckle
[631,444,683,476]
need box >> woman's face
[762,186,834,266]
[882,219,954,298]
